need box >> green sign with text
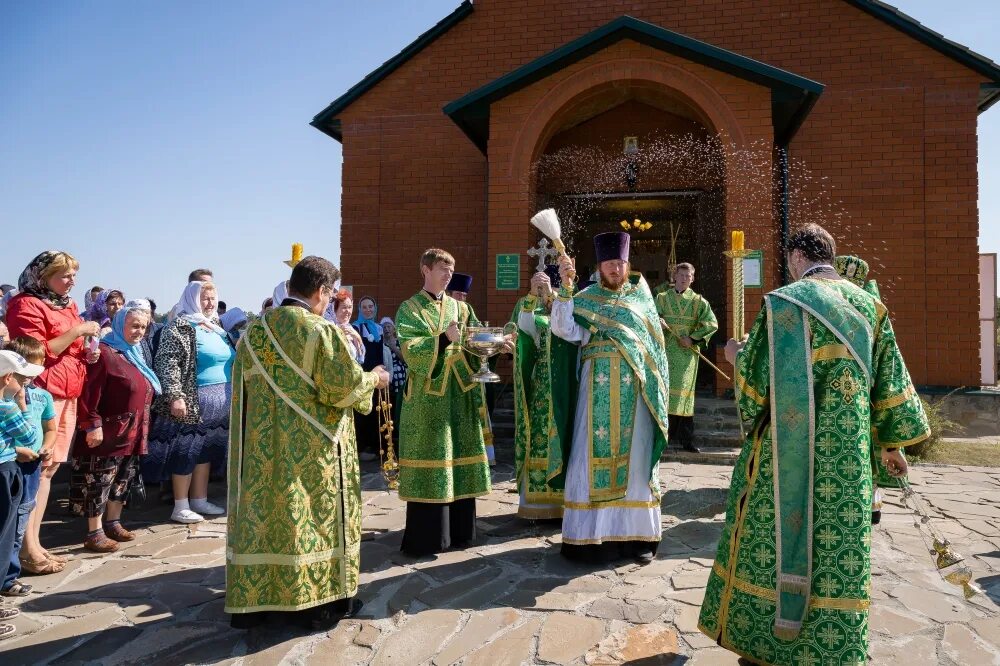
[496,254,521,291]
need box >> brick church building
[312,0,1000,388]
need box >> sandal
[0,623,14,640]
[44,551,70,564]
[84,533,119,554]
[0,607,19,621]
[19,557,65,576]
[1,581,32,597]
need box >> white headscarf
[176,281,224,333]
[272,280,289,307]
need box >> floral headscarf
[86,289,124,326]
[17,251,75,310]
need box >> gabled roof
[444,15,825,151]
[310,1,473,141]
[843,0,1000,112]
[310,0,1000,143]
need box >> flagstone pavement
[1,462,998,665]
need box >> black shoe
[681,441,701,454]
[634,550,655,565]
[309,598,364,631]
[230,612,265,630]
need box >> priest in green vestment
[512,265,578,519]
[699,225,929,665]
[834,254,901,525]
[655,262,718,453]
[225,256,390,630]
[396,249,495,556]
[553,232,671,565]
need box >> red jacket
[73,344,154,458]
[5,293,88,399]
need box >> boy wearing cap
[0,349,45,639]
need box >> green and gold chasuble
[569,275,672,500]
[698,278,929,666]
[512,294,578,518]
[655,288,719,416]
[225,305,380,614]
[395,292,491,503]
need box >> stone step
[662,447,740,465]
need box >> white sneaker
[171,508,205,524]
[190,500,226,516]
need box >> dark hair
[90,285,104,294]
[419,248,455,270]
[786,224,836,263]
[146,298,157,314]
[289,256,341,299]
[217,301,227,313]
[5,336,45,364]
[0,284,14,294]
[188,268,213,282]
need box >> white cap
[0,350,45,378]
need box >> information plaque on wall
[496,254,521,291]
[742,250,763,288]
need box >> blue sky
[1,1,998,311]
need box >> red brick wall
[335,0,986,386]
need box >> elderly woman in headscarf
[85,289,126,337]
[70,301,159,553]
[6,251,100,569]
[146,281,234,524]
[351,296,387,463]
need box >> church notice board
[496,254,520,291]
[742,250,763,289]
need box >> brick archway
[506,57,751,188]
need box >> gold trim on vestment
[812,343,852,363]
[227,546,345,567]
[735,372,766,406]
[669,388,694,397]
[397,490,489,503]
[398,454,489,468]
[872,384,916,411]
[564,499,660,510]
[575,291,665,348]
[709,563,870,612]
[225,588,358,615]
[875,430,929,450]
[562,535,662,545]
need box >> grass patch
[913,439,1000,467]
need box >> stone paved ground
[1,462,999,665]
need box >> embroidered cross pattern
[830,367,862,404]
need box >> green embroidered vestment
[569,275,672,501]
[698,277,929,665]
[395,292,491,503]
[512,294,578,517]
[655,288,719,416]
[225,305,379,614]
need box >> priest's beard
[599,269,628,291]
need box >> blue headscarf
[103,304,162,395]
[352,296,382,342]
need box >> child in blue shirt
[4,338,57,596]
[0,348,44,640]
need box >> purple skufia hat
[543,263,562,288]
[594,232,630,263]
[447,272,473,294]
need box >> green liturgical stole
[766,279,873,639]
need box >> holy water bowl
[461,322,516,383]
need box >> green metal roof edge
[310,0,474,141]
[443,15,824,152]
[843,0,1000,110]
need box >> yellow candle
[731,230,745,252]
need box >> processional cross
[527,238,558,272]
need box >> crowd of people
[0,251,414,640]
[0,223,933,665]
